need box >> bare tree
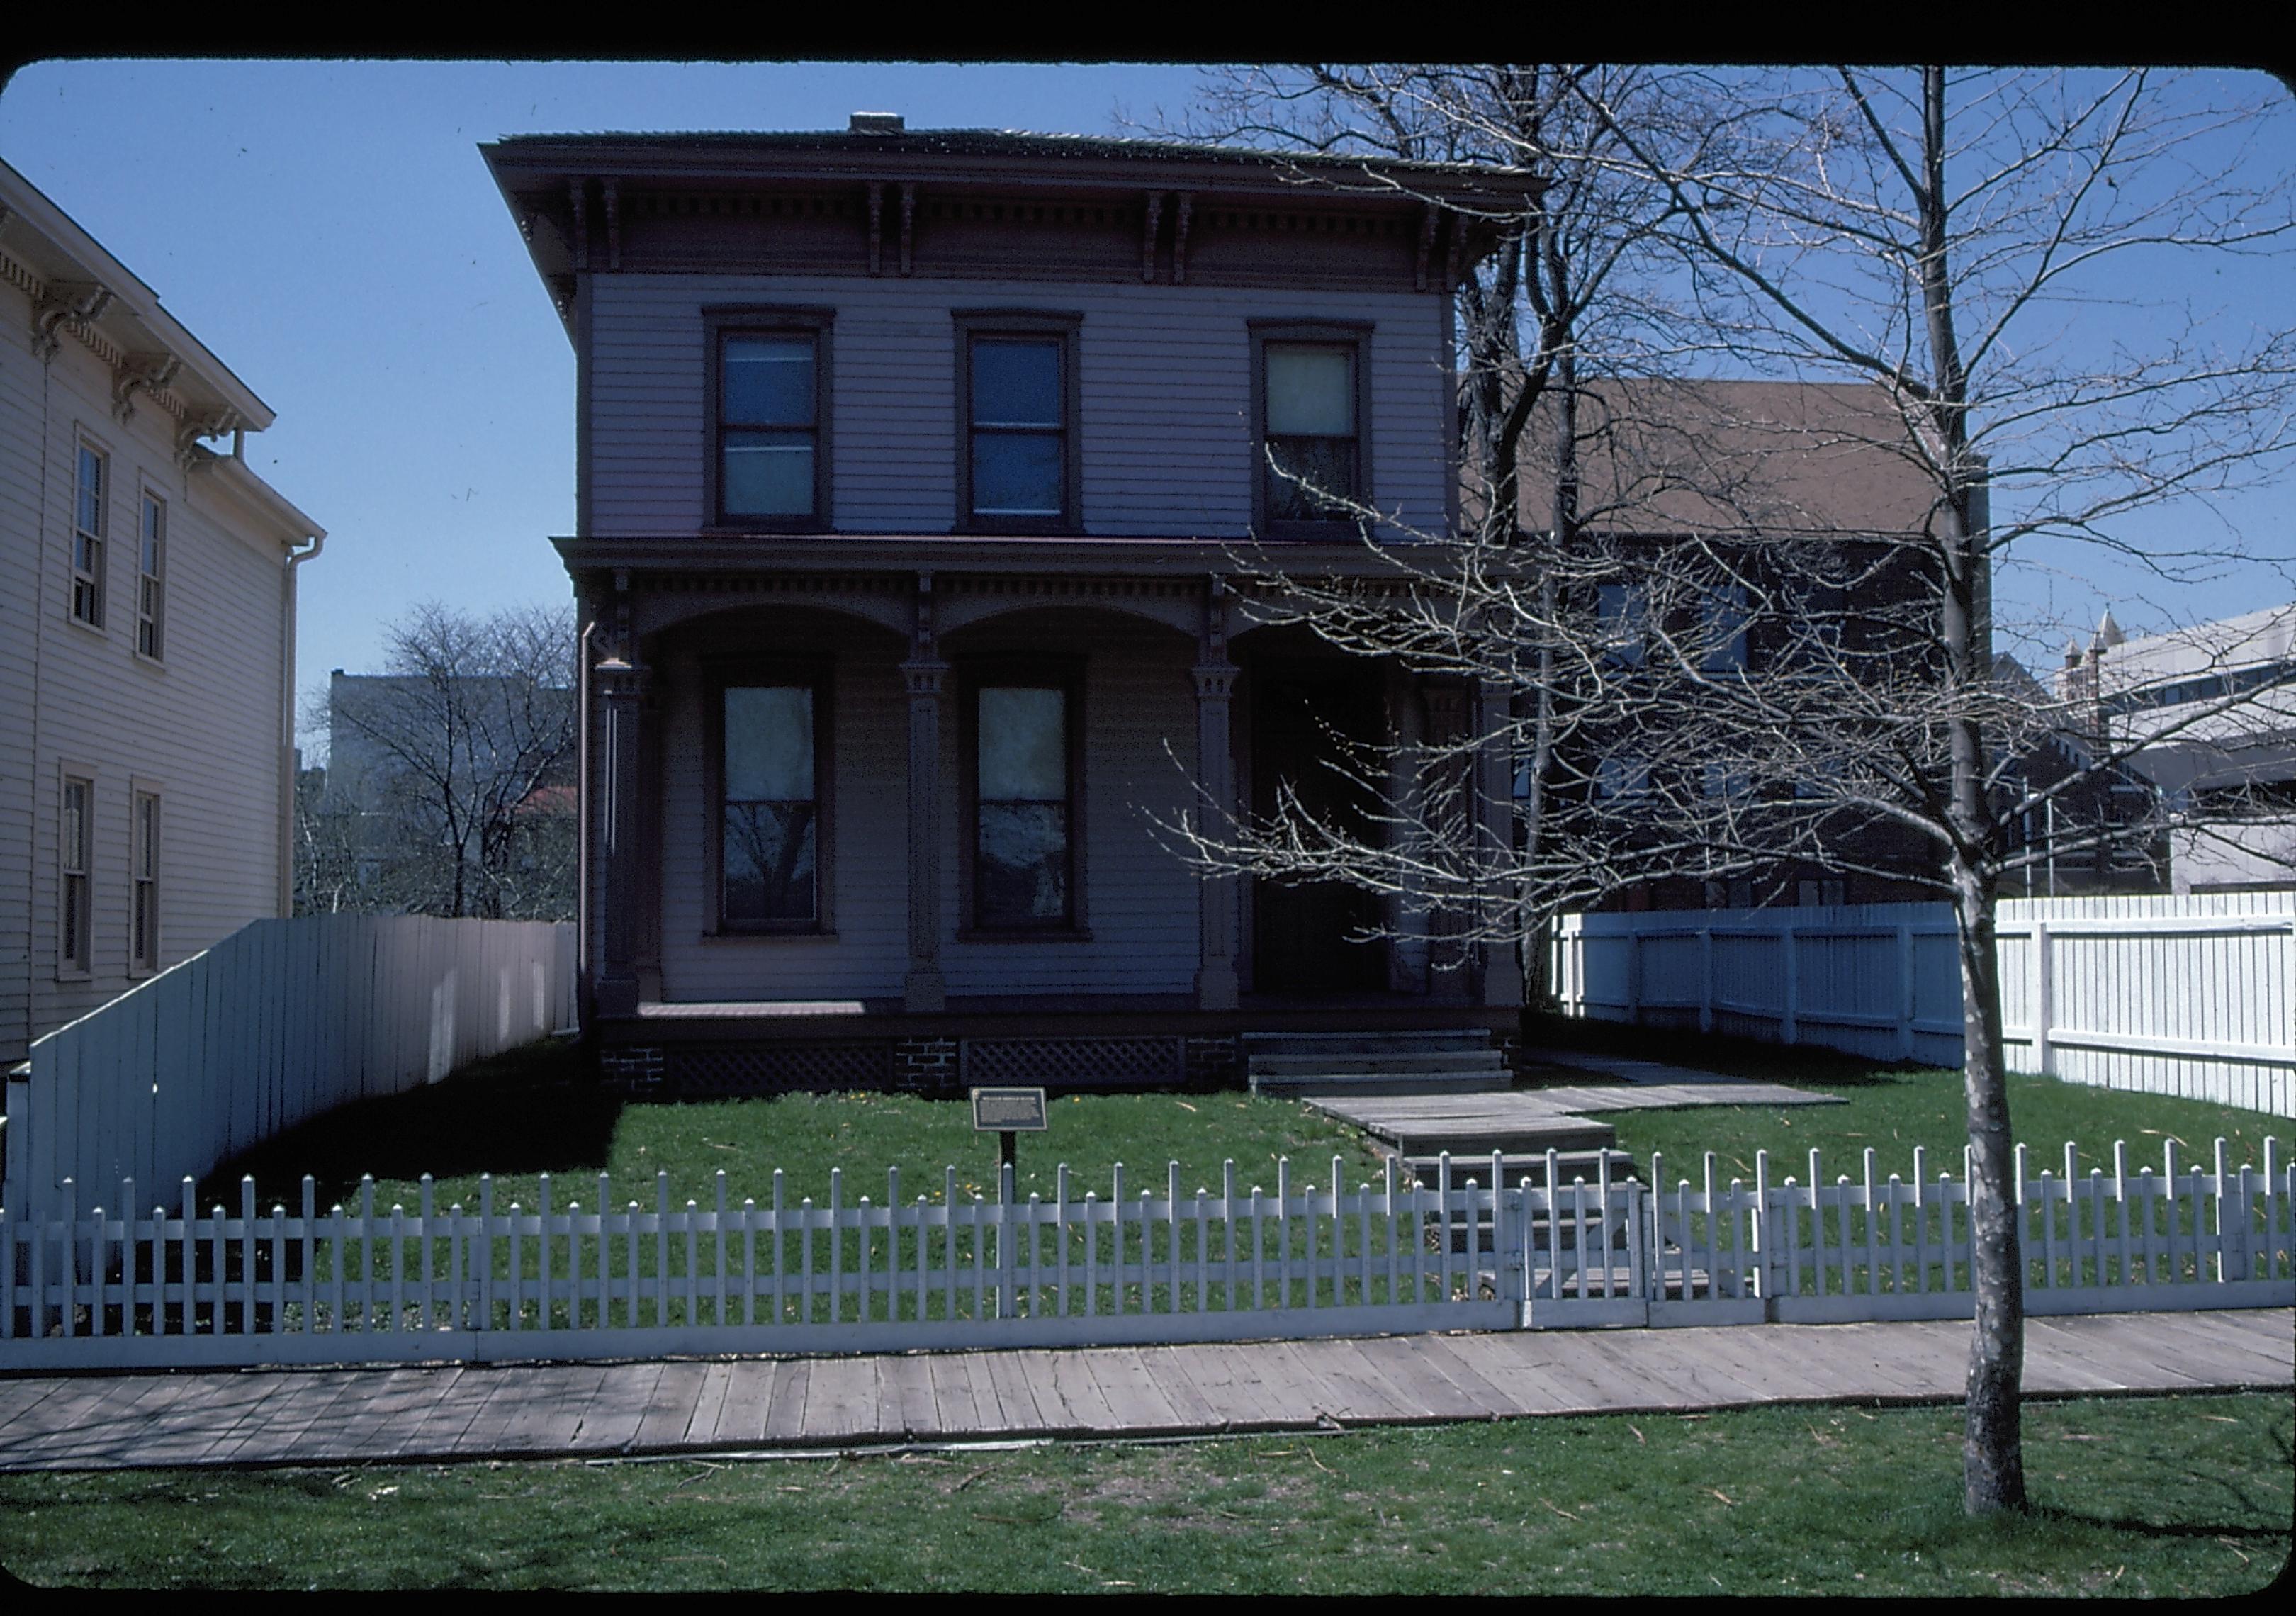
[1171,67,2296,1518]
[313,601,579,921]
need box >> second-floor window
[137,493,167,659]
[1252,322,1370,533]
[709,308,833,529]
[72,443,106,627]
[955,313,1081,533]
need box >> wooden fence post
[2030,920,2053,1077]
[1896,921,1915,1061]
[1779,926,1798,1045]
[1698,928,1714,1034]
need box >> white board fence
[3,916,578,1225]
[0,1136,2283,1369]
[1553,894,2295,1116]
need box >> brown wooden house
[483,120,1534,1092]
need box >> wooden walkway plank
[760,1359,812,1442]
[923,1351,994,1436]
[1395,1332,1543,1417]
[704,1359,784,1447]
[976,1347,1052,1433]
[311,1369,458,1459]
[1325,1337,1482,1420]
[680,1363,737,1447]
[2087,1308,2295,1378]
[1036,1350,1121,1431]
[570,1363,664,1452]
[873,1352,937,1437]
[1133,1345,1225,1427]
[627,1362,708,1451]
[1082,1347,1183,1430]
[469,1365,607,1457]
[797,1354,880,1440]
[1157,1342,1288,1427]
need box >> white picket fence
[1552,894,2296,1116]
[3,916,578,1225]
[1,1137,2285,1369]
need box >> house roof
[0,157,277,434]
[1511,378,1945,538]
[482,126,1538,207]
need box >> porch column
[1422,683,1473,1002]
[1192,656,1240,1010]
[1475,678,1525,1009]
[904,576,949,1012]
[593,651,648,1018]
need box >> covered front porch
[571,544,1521,1091]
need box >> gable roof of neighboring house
[1509,378,1945,539]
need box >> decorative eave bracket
[111,351,181,425]
[32,280,112,363]
[176,407,242,471]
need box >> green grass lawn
[1523,1021,2292,1189]
[204,1032,2290,1220]
[1,1392,2286,1592]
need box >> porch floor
[1,1309,2283,1472]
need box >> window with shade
[137,493,166,660]
[718,681,826,930]
[72,442,106,627]
[60,776,91,975]
[972,679,1077,929]
[955,312,1080,533]
[1253,325,1368,533]
[132,790,160,973]
[709,310,832,529]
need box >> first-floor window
[60,777,91,972]
[721,682,821,927]
[133,790,160,972]
[974,679,1074,928]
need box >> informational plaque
[970,1086,1049,1132]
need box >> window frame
[960,658,1088,937]
[59,771,93,979]
[952,310,1084,537]
[135,486,167,662]
[130,786,161,975]
[702,305,835,533]
[1249,319,1373,539]
[71,437,108,629]
[702,660,835,937]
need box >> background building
[0,159,322,1066]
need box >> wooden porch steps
[1243,1028,1512,1098]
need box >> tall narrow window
[60,778,91,973]
[720,683,820,927]
[132,791,160,972]
[718,330,821,524]
[72,444,106,627]
[1262,343,1358,521]
[955,312,1081,534]
[974,682,1074,928]
[137,493,166,659]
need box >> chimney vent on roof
[850,112,905,135]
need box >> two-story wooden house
[484,120,1531,1092]
[1,159,324,1068]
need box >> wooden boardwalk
[0,1310,2285,1473]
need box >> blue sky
[3,61,2291,750]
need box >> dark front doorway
[1249,659,1386,994]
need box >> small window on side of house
[72,443,106,627]
[133,790,160,972]
[60,777,91,974]
[137,493,166,660]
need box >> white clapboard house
[0,159,324,1067]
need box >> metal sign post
[970,1087,1047,1319]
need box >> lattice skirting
[659,1042,897,1096]
[962,1037,1187,1091]
[603,1037,1206,1096]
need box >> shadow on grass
[1521,1010,1930,1089]
[200,1037,622,1208]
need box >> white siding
[587,274,1452,540]
[0,275,293,1065]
